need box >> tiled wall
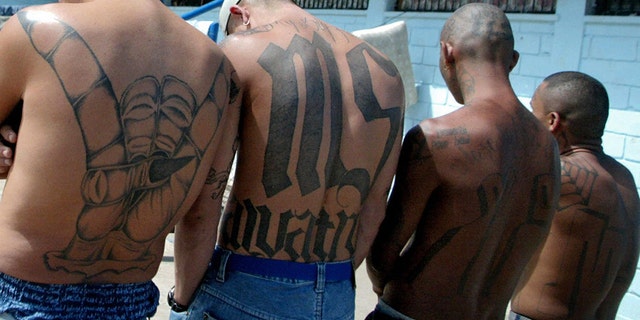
[177,1,640,317]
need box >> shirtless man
[510,72,640,320]
[365,4,560,319]
[171,0,405,319]
[0,0,240,318]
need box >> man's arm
[596,223,638,318]
[353,77,405,268]
[597,201,639,319]
[353,111,403,268]
[0,124,17,177]
[366,125,439,295]
[172,68,242,307]
[0,17,28,177]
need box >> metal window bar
[395,0,556,13]
[592,0,640,15]
[172,0,368,9]
[294,0,368,9]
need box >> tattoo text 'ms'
[225,33,401,260]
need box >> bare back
[218,12,404,262]
[0,0,238,284]
[376,101,559,319]
[512,151,639,319]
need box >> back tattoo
[224,32,402,261]
[18,11,231,279]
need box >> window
[171,0,369,9]
[295,0,369,9]
[587,0,640,15]
[395,0,556,13]
[171,0,211,5]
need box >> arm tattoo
[206,168,230,200]
[18,11,228,279]
[206,137,238,200]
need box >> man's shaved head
[441,3,515,65]
[538,71,609,140]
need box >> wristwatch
[167,286,189,313]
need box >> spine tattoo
[18,11,229,278]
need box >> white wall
[178,1,640,318]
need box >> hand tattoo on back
[18,11,228,279]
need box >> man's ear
[548,111,562,135]
[230,5,251,25]
[440,41,455,66]
[509,50,520,72]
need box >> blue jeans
[169,310,187,320]
[184,247,355,320]
[0,272,158,320]
[365,299,414,320]
[508,311,533,320]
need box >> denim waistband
[212,247,354,282]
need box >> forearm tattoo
[206,137,239,200]
[18,11,231,278]
[225,31,402,260]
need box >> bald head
[441,3,514,64]
[537,71,609,140]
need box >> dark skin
[511,73,640,320]
[366,4,561,319]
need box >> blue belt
[212,247,354,282]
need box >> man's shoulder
[412,116,473,156]
[598,153,639,194]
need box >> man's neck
[559,143,603,156]
[249,3,299,28]
[457,62,516,106]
